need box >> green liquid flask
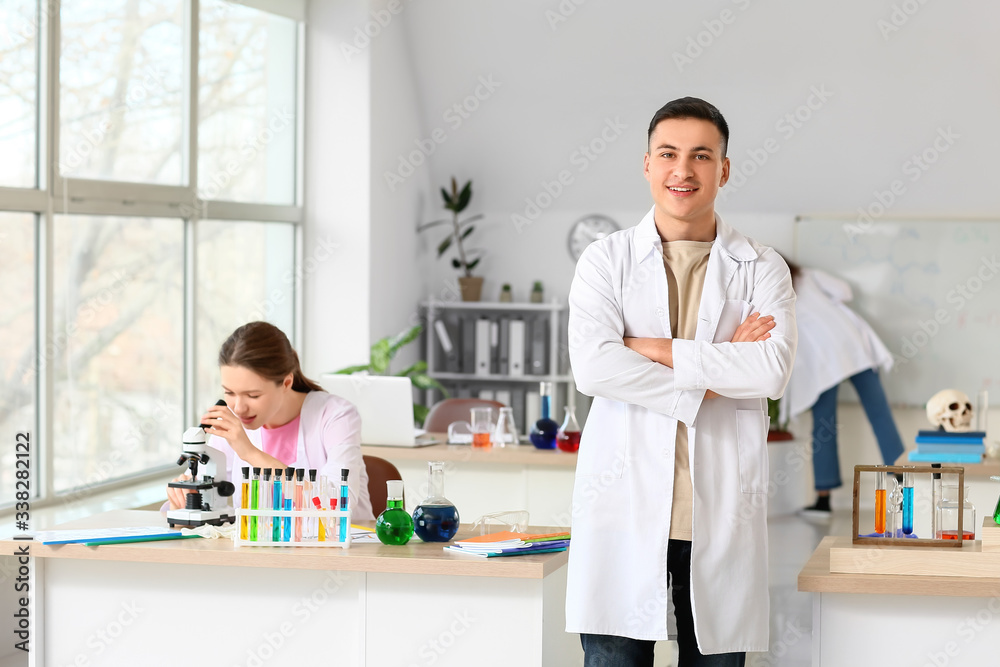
[376,480,413,545]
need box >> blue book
[908,451,983,463]
[915,435,984,445]
[918,430,985,439]
[914,444,984,455]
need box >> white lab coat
[565,208,796,653]
[779,268,893,424]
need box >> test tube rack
[852,464,965,547]
[233,507,352,549]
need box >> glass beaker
[493,407,519,447]
[412,461,460,542]
[556,405,581,453]
[937,483,976,541]
[470,406,494,449]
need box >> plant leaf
[410,373,447,392]
[441,186,453,209]
[396,360,428,377]
[455,181,472,212]
[451,258,462,269]
[413,403,429,427]
[389,325,422,354]
[458,214,484,227]
[460,225,474,240]
[417,219,450,232]
[369,338,392,374]
[332,364,370,375]
[466,257,481,271]
[437,235,453,257]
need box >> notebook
[319,374,440,447]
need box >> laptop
[319,373,441,447]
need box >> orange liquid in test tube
[472,432,492,449]
[875,488,886,534]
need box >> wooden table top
[5,510,568,579]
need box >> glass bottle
[493,407,519,447]
[412,461,460,542]
[376,480,413,545]
[937,483,976,541]
[992,475,1000,526]
[530,381,559,449]
[556,405,581,453]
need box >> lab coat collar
[632,207,759,264]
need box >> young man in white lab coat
[566,98,797,666]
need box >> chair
[423,397,505,434]
[363,455,404,516]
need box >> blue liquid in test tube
[902,472,914,535]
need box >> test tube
[272,468,283,542]
[902,472,914,535]
[340,468,350,543]
[931,463,942,538]
[250,467,261,541]
[294,469,305,542]
[240,466,250,541]
[311,496,326,542]
[283,467,294,542]
[875,471,886,535]
[260,468,272,542]
[308,469,318,540]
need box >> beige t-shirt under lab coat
[663,240,713,542]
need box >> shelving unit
[420,299,585,432]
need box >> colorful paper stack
[444,530,570,558]
[908,429,985,463]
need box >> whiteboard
[795,217,1000,406]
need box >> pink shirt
[260,414,301,466]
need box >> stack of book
[444,530,570,558]
[908,429,985,463]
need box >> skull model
[926,389,974,432]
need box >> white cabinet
[421,299,588,430]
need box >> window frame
[0,0,307,508]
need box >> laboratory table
[1,510,580,667]
[798,536,1000,666]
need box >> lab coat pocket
[713,299,752,343]
[736,409,769,494]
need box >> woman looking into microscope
[166,321,374,521]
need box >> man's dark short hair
[647,97,729,157]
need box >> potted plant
[767,397,794,441]
[331,324,447,426]
[418,177,484,301]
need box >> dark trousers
[580,540,747,667]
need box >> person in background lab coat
[567,98,796,666]
[166,321,374,521]
[778,259,903,520]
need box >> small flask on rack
[556,404,581,453]
[938,483,976,541]
[376,480,413,545]
[412,461,460,542]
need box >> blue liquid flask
[530,381,559,449]
[413,461,460,542]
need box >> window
[59,0,186,185]
[0,1,304,508]
[195,219,295,411]
[0,0,39,188]
[198,1,298,204]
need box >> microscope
[166,412,237,528]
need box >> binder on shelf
[509,319,526,376]
[525,390,541,431]
[498,318,510,375]
[529,317,548,376]
[434,319,459,373]
[475,318,492,376]
[478,389,496,401]
[495,389,512,408]
[490,321,500,374]
[461,317,476,373]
